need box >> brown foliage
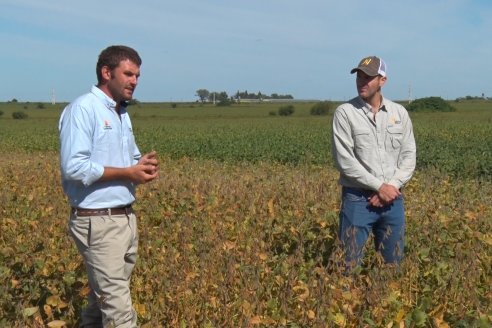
[0,153,491,327]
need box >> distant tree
[278,105,295,116]
[455,95,487,102]
[10,98,18,103]
[0,110,4,117]
[128,99,140,106]
[12,111,28,119]
[310,101,332,116]
[37,103,46,109]
[407,97,456,112]
[219,91,228,102]
[196,89,210,103]
[232,90,294,101]
[270,93,294,99]
[216,98,233,107]
[209,91,229,103]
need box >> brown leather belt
[71,205,134,217]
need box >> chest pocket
[386,125,403,150]
[353,128,372,150]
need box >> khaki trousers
[69,211,139,328]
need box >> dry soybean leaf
[241,300,252,315]
[22,306,39,317]
[293,284,310,301]
[333,312,346,327]
[268,198,275,218]
[222,240,236,251]
[394,308,406,323]
[43,304,53,318]
[79,285,91,297]
[47,320,67,327]
[307,310,316,320]
[11,279,20,288]
[134,303,146,316]
[250,316,262,325]
[46,295,61,306]
[482,233,492,246]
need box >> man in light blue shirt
[59,45,158,328]
[332,56,416,270]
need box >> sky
[1,0,491,102]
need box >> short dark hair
[96,45,142,83]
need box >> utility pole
[51,88,56,105]
[408,83,412,104]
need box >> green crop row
[0,101,491,179]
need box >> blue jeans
[339,187,405,268]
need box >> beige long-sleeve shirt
[332,96,416,191]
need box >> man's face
[356,71,386,101]
[105,59,140,103]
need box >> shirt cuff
[388,180,402,189]
[367,178,384,192]
[83,163,105,186]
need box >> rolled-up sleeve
[59,104,104,186]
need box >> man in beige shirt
[332,56,416,268]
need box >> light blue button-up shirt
[332,96,416,191]
[59,86,141,208]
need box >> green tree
[278,105,295,116]
[12,111,28,119]
[310,101,332,116]
[128,99,140,106]
[196,89,210,103]
[407,97,456,112]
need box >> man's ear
[100,66,112,82]
[380,76,387,86]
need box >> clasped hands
[368,183,400,207]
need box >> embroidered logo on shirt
[389,116,401,125]
[103,120,112,130]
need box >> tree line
[195,89,294,103]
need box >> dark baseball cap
[350,56,387,77]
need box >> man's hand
[132,151,159,183]
[368,184,401,207]
[128,164,158,184]
[368,194,384,207]
[138,150,158,166]
[378,183,401,202]
[138,151,158,173]
[101,151,159,184]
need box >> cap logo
[362,58,372,66]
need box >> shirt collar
[356,95,388,113]
[90,85,120,112]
